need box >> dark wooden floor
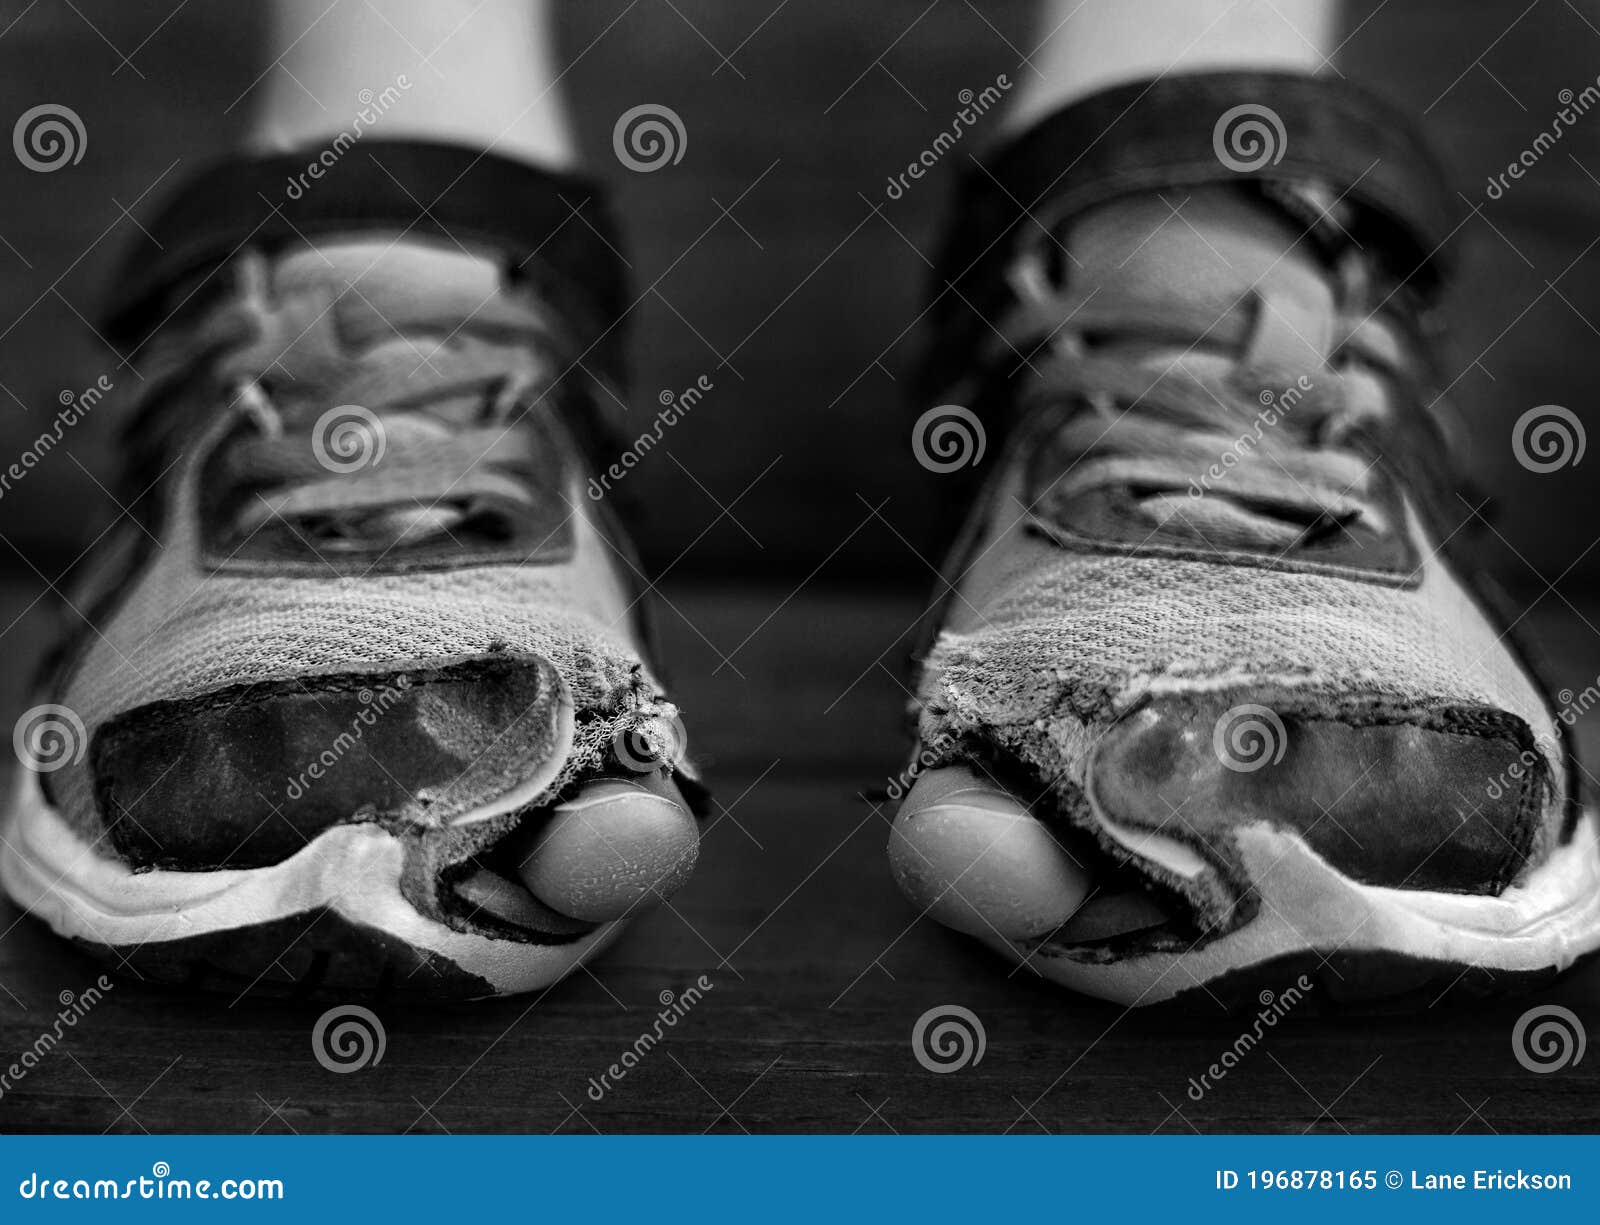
[2,583,1598,1135]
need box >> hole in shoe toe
[443,865,595,942]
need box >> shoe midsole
[1013,811,1600,1004]
[0,769,619,995]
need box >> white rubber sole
[999,809,1600,1006]
[0,769,620,997]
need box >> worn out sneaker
[0,143,702,999]
[887,73,1600,1007]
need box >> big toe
[888,765,1092,940]
[514,774,699,922]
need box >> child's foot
[889,73,1600,1007]
[0,143,700,998]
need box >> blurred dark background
[0,0,1597,594]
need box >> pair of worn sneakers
[4,73,1598,1009]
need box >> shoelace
[121,246,570,557]
[222,369,550,554]
[985,244,1450,553]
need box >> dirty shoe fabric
[906,73,1600,1006]
[0,142,699,999]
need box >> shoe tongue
[269,238,513,361]
[1059,185,1337,377]
[1040,187,1389,554]
[272,238,506,319]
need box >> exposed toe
[888,765,1092,939]
[513,774,699,922]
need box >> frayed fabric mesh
[52,568,675,848]
[913,474,1565,890]
[47,242,676,861]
